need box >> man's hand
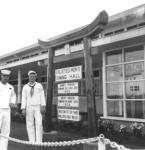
[41,106,46,115]
[22,109,26,116]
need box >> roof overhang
[38,11,108,48]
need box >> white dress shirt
[21,82,46,109]
[0,82,16,108]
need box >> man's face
[1,74,10,84]
[29,74,36,83]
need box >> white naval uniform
[0,82,16,150]
[21,82,46,142]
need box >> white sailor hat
[28,70,37,76]
[1,69,11,75]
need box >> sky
[0,0,144,56]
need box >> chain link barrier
[99,134,130,150]
[0,133,130,150]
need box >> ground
[8,121,84,150]
[7,121,145,150]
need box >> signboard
[57,82,79,94]
[58,96,79,107]
[55,66,82,82]
[56,66,81,121]
[57,108,80,121]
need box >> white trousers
[26,105,43,142]
[0,109,10,150]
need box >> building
[0,4,145,125]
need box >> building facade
[0,4,145,124]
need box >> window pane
[106,65,123,81]
[106,50,122,65]
[106,83,123,99]
[124,45,144,62]
[125,81,145,99]
[126,101,145,119]
[125,62,144,80]
[107,100,123,117]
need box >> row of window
[104,44,145,119]
[106,45,144,65]
[6,53,40,64]
[107,100,145,119]
[102,21,145,38]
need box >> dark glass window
[107,100,123,117]
[126,101,145,119]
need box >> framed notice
[57,82,78,94]
[57,108,80,121]
[55,65,82,82]
[57,96,79,107]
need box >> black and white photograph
[0,0,145,150]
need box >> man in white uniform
[21,70,46,142]
[0,69,16,150]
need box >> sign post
[45,48,54,132]
[83,37,97,137]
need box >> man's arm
[39,84,46,106]
[9,86,16,107]
[21,86,27,115]
[39,84,46,114]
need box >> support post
[98,140,106,150]
[45,48,54,132]
[83,37,97,137]
[17,69,22,104]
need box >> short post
[98,139,106,150]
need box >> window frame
[103,44,145,122]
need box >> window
[106,65,123,81]
[106,83,123,99]
[124,45,144,62]
[125,62,144,80]
[93,70,99,78]
[104,45,145,119]
[125,81,145,99]
[126,101,145,118]
[107,101,123,117]
[106,49,122,65]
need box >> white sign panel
[57,82,78,94]
[58,96,79,107]
[57,108,80,121]
[55,66,82,82]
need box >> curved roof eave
[38,10,108,48]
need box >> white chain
[0,133,130,149]
[0,133,99,147]
[99,134,130,150]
